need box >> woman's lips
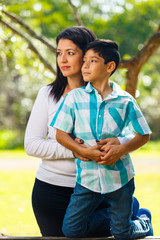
[61,66,70,70]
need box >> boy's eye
[91,59,97,62]
[68,51,74,55]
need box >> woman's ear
[107,61,116,74]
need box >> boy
[50,39,153,239]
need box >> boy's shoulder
[112,81,137,103]
[66,86,86,98]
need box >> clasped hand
[74,138,123,165]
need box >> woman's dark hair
[48,26,96,102]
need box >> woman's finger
[75,138,84,144]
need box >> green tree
[0,0,160,143]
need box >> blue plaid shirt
[51,82,151,194]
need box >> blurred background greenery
[0,0,160,148]
[0,0,160,237]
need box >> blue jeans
[62,178,150,239]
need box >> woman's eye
[57,52,61,56]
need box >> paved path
[0,152,159,174]
[0,154,40,171]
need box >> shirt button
[98,134,100,137]
[99,115,101,118]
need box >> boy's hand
[82,145,105,162]
[98,145,125,165]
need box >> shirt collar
[84,81,126,99]
[84,82,95,93]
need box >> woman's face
[57,39,83,79]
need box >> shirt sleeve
[117,127,135,144]
[24,87,74,160]
[124,99,152,135]
[50,93,75,133]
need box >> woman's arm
[56,129,105,162]
[24,87,74,160]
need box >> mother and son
[25,26,153,239]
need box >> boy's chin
[83,78,90,82]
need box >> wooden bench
[0,237,159,240]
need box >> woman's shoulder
[38,85,64,107]
[38,85,52,96]
[37,85,59,102]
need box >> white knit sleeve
[24,86,74,160]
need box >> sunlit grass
[0,142,159,236]
[0,172,159,236]
[0,171,40,236]
[134,174,160,236]
[0,149,28,159]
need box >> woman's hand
[73,151,91,161]
[82,145,105,162]
[96,137,120,146]
[74,138,105,162]
[73,138,91,161]
[74,137,122,163]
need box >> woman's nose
[61,53,67,62]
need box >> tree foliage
[0,0,160,143]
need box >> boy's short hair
[85,39,120,75]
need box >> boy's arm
[98,98,151,165]
[98,133,150,165]
[56,129,105,162]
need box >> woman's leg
[32,178,73,236]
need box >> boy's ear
[107,61,116,73]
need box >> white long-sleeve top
[24,85,131,188]
[24,86,76,187]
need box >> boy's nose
[83,61,89,68]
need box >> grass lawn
[134,174,160,236]
[0,145,159,236]
[0,171,40,236]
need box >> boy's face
[82,49,109,84]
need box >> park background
[0,0,160,237]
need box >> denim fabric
[62,178,150,239]
[32,178,111,237]
[62,182,110,238]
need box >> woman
[24,26,137,236]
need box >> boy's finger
[98,160,113,165]
[100,152,112,160]
[100,145,110,151]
